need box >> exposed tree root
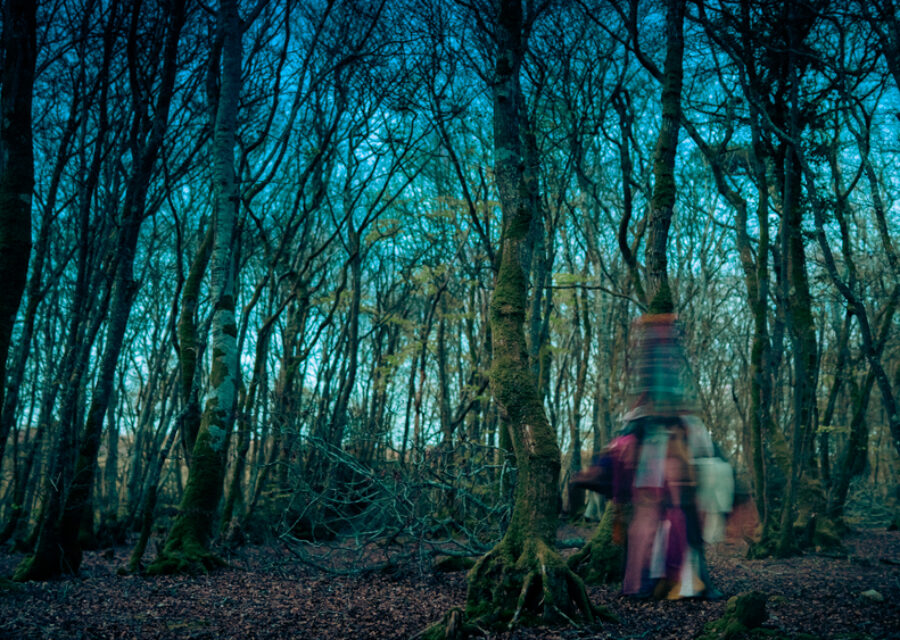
[568,501,624,585]
[12,528,78,582]
[460,537,615,635]
[697,591,769,640]
[414,608,481,640]
[146,535,226,576]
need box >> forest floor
[0,527,898,640]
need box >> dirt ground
[1,529,898,639]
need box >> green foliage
[552,272,589,286]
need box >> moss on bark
[568,501,624,585]
[147,425,228,575]
[461,536,613,632]
[417,2,616,637]
[149,0,240,576]
[698,591,767,640]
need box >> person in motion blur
[572,313,731,600]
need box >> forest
[0,0,899,638]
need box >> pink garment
[623,488,664,595]
[609,433,638,503]
[621,422,698,597]
[664,506,688,582]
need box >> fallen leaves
[0,529,897,639]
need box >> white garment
[694,456,734,542]
[650,520,671,579]
[683,414,715,458]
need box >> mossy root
[698,590,768,640]
[568,502,624,585]
[146,537,225,576]
[464,538,615,633]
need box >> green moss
[12,529,68,583]
[418,607,478,640]
[459,535,612,632]
[733,591,767,628]
[147,415,228,575]
[0,577,22,592]
[811,516,843,550]
[490,260,527,318]
[568,502,624,584]
[147,533,225,575]
[433,555,477,573]
[11,555,36,582]
[698,591,768,640]
[747,529,779,559]
[648,280,675,314]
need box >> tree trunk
[11,0,115,574]
[773,13,820,554]
[0,0,36,431]
[149,0,242,575]
[644,0,685,312]
[126,421,180,573]
[178,224,215,463]
[222,318,275,542]
[565,279,590,516]
[426,3,605,635]
[14,0,187,581]
[103,387,120,524]
[827,369,875,529]
[0,87,77,468]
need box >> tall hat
[627,313,690,416]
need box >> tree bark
[149,0,242,575]
[644,0,685,313]
[0,0,37,457]
[426,2,606,635]
[15,0,187,580]
[178,224,215,463]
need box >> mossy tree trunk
[177,223,215,465]
[610,0,685,313]
[567,501,624,585]
[14,0,187,581]
[775,15,819,555]
[148,0,242,575]
[643,0,684,314]
[520,101,552,401]
[436,1,602,633]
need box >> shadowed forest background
[0,0,899,638]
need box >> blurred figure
[586,313,731,600]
